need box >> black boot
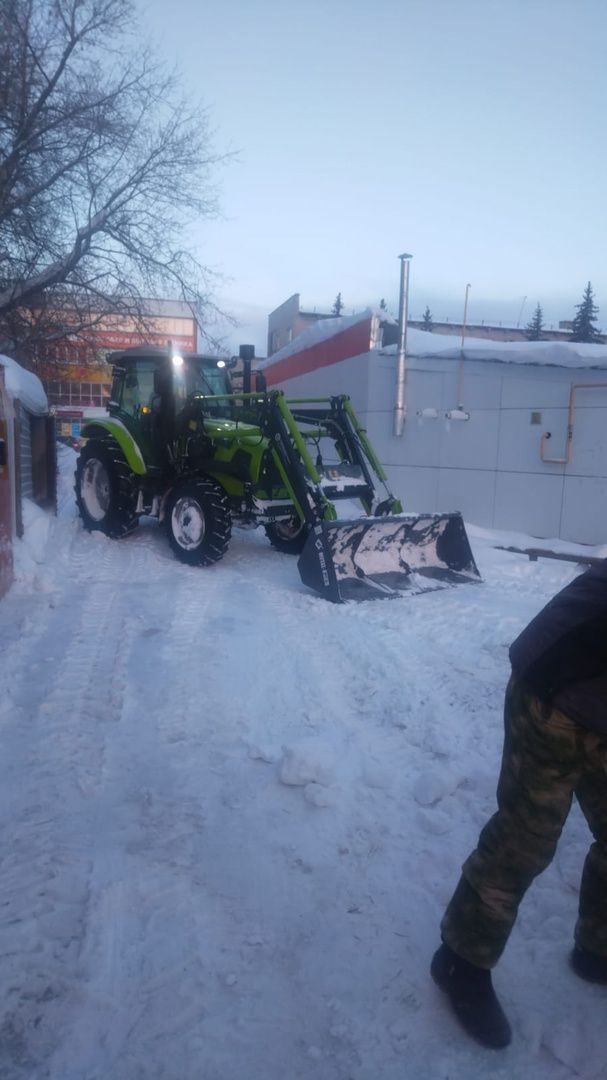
[571,944,607,984]
[431,943,512,1049]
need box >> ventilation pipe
[393,252,412,436]
[455,283,471,408]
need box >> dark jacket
[509,561,607,734]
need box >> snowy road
[0,447,605,1079]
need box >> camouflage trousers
[441,673,607,968]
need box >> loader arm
[286,395,403,515]
[259,392,337,526]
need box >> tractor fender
[81,418,147,476]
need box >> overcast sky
[142,0,607,355]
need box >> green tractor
[75,344,480,601]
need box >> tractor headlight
[216,360,226,368]
[172,353,184,368]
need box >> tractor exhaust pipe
[239,344,255,394]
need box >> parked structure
[0,356,56,566]
[258,311,607,546]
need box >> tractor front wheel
[75,441,138,538]
[264,516,308,554]
[167,478,232,566]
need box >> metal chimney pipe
[393,252,412,437]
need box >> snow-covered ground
[1,445,605,1079]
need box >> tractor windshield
[183,359,231,399]
[172,357,232,419]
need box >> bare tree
[0,0,229,362]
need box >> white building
[258,311,607,546]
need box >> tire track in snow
[46,570,232,1079]
[0,583,136,1079]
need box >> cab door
[113,361,164,469]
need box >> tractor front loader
[75,345,480,601]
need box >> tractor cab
[109,346,233,416]
[107,346,235,465]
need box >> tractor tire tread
[75,439,139,539]
[166,477,232,566]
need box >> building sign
[94,330,196,352]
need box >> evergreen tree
[570,282,601,342]
[525,303,544,341]
[332,292,344,316]
[422,305,434,331]
[379,298,387,311]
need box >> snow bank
[12,498,55,592]
[390,328,607,369]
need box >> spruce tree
[525,303,544,341]
[332,292,344,316]
[570,282,601,342]
[422,306,434,331]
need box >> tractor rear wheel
[167,478,232,566]
[264,516,308,554]
[75,440,138,538]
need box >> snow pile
[0,353,48,414]
[12,445,78,593]
[12,498,55,591]
[393,329,607,369]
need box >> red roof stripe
[265,317,373,386]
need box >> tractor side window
[110,370,123,406]
[120,366,156,417]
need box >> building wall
[267,293,338,356]
[273,349,607,545]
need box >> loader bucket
[297,512,481,602]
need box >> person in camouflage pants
[441,674,607,969]
[431,561,607,1050]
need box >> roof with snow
[0,354,48,415]
[259,308,607,372]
